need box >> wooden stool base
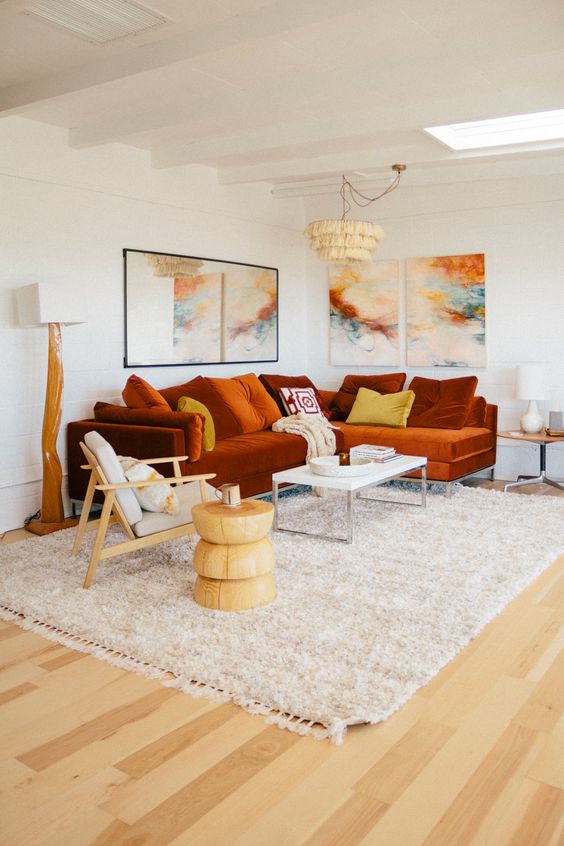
[194,571,276,611]
[191,500,276,611]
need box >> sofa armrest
[67,420,187,503]
[94,402,204,462]
[485,403,498,435]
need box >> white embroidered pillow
[279,386,323,416]
[118,458,180,516]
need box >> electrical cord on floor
[24,510,40,526]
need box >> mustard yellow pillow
[346,388,415,428]
[177,396,216,451]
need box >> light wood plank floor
[0,481,563,845]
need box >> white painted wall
[302,173,564,481]
[0,118,307,531]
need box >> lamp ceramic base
[26,517,79,536]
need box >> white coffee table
[272,455,427,544]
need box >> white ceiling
[1,0,564,191]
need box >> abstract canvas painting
[223,268,278,362]
[123,249,278,366]
[406,254,486,367]
[329,260,400,365]
[173,274,222,363]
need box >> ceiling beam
[0,0,378,115]
[217,140,564,185]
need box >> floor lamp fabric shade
[16,283,84,534]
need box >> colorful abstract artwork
[173,274,222,363]
[329,260,399,365]
[123,249,278,366]
[223,269,278,362]
[406,254,486,367]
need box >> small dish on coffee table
[309,455,374,477]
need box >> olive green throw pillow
[346,388,415,428]
[177,396,216,451]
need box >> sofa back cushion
[407,375,478,429]
[346,388,415,428]
[207,373,281,433]
[159,376,242,440]
[259,374,330,417]
[465,395,487,427]
[330,372,407,421]
[122,375,170,411]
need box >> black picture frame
[123,248,279,368]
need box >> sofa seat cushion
[191,429,310,480]
[158,376,242,440]
[330,372,407,420]
[207,373,281,433]
[132,482,216,538]
[335,422,494,463]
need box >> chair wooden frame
[72,442,216,589]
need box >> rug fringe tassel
[0,605,346,743]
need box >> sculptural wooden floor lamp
[17,283,84,535]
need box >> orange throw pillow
[122,375,170,411]
[407,376,478,429]
[207,373,281,433]
[158,376,241,440]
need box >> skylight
[424,109,564,151]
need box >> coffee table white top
[272,455,426,491]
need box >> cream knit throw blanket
[272,412,336,461]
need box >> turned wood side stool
[191,500,276,611]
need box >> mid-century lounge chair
[72,431,216,588]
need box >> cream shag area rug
[1,486,563,744]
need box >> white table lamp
[17,283,85,535]
[516,363,548,434]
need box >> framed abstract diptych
[124,249,278,367]
[328,253,486,368]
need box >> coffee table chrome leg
[347,490,353,544]
[273,481,279,530]
[421,465,427,508]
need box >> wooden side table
[191,500,276,611]
[498,431,564,492]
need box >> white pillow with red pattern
[279,386,324,416]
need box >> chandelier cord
[340,170,402,220]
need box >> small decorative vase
[520,400,544,434]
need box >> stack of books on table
[350,444,403,462]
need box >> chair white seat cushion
[132,482,216,537]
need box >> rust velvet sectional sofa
[66,371,498,505]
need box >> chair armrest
[96,472,216,491]
[142,455,189,464]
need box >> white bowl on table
[308,456,374,477]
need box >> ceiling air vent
[25,0,167,45]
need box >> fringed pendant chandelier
[304,164,406,264]
[145,253,203,277]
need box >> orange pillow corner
[122,374,169,411]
